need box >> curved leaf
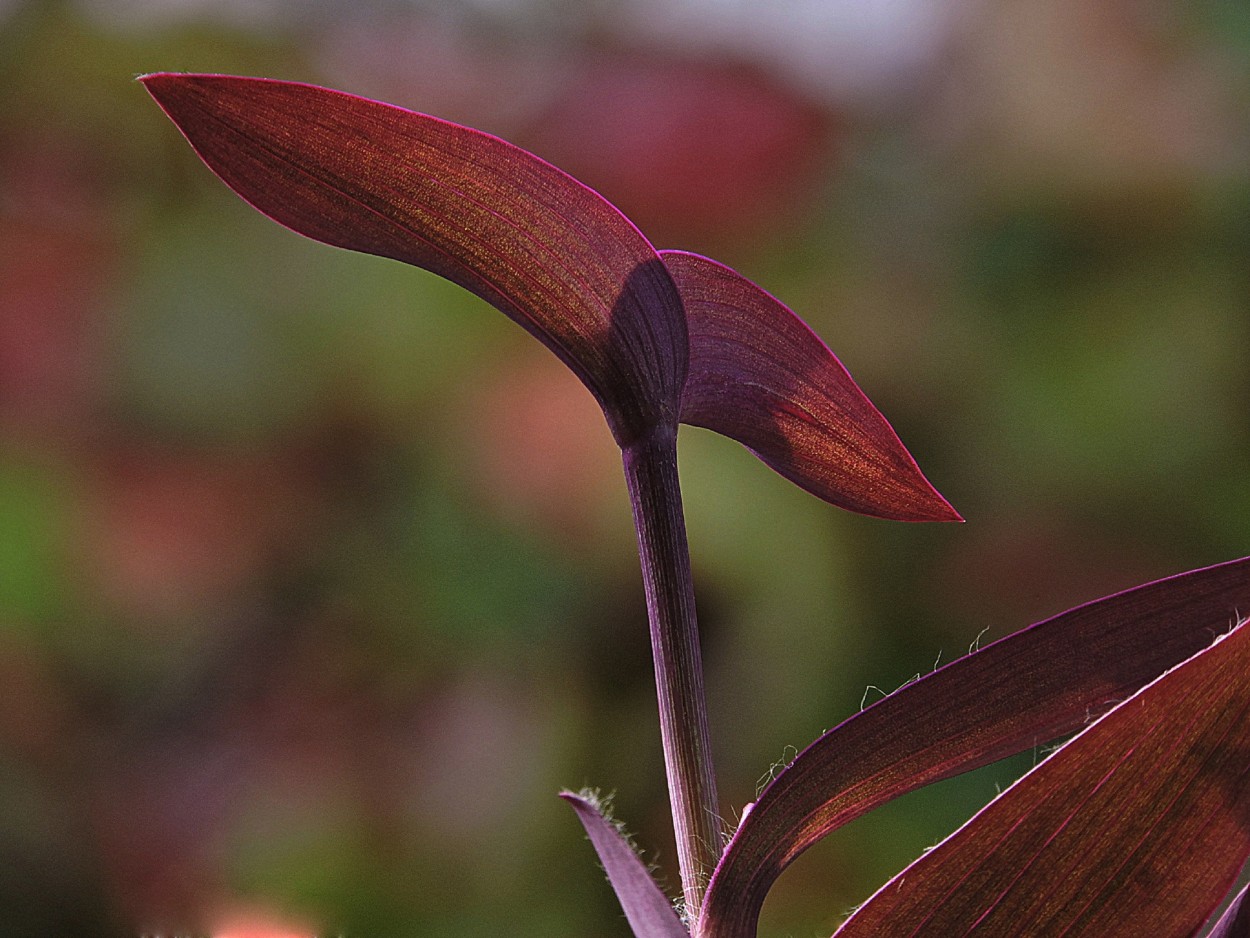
[140,73,686,446]
[561,791,690,938]
[698,556,1250,938]
[834,616,1250,936]
[1207,883,1250,938]
[661,250,958,522]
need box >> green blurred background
[2,1,1249,935]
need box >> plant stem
[621,423,723,923]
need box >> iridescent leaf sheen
[1207,883,1250,938]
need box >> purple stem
[622,424,723,922]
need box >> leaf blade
[561,791,691,938]
[1206,882,1250,938]
[833,616,1250,937]
[698,557,1250,938]
[141,73,686,445]
[661,250,958,522]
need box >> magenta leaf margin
[832,616,1250,935]
[664,250,959,522]
[698,557,1250,937]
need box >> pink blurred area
[211,914,316,938]
[1,1,1247,935]
[0,127,119,440]
[211,912,316,938]
[317,23,840,252]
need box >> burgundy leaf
[698,556,1250,938]
[1207,883,1250,938]
[833,616,1250,937]
[140,73,686,446]
[661,250,958,522]
[561,791,690,938]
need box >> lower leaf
[834,618,1250,937]
[1206,882,1250,938]
[698,557,1250,938]
[561,790,690,938]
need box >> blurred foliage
[1,1,1248,936]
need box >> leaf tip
[137,70,183,93]
[921,491,964,524]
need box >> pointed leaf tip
[561,791,690,938]
[661,250,959,522]
[141,72,686,446]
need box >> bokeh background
[2,1,1249,935]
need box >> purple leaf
[698,556,1250,938]
[140,73,686,446]
[833,616,1250,936]
[661,250,959,522]
[561,791,690,938]
[142,76,956,521]
[1207,883,1250,938]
